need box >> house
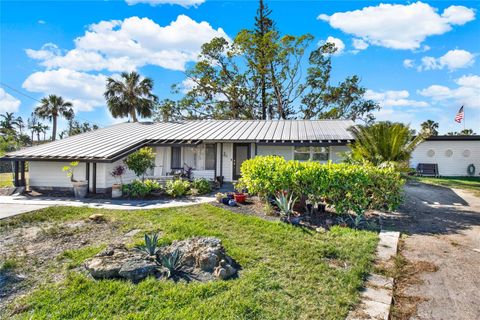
[1,120,353,193]
[410,135,480,177]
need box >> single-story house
[1,120,353,193]
[410,135,480,177]
[2,120,478,194]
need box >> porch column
[13,161,19,187]
[20,161,26,187]
[219,143,223,182]
[85,162,90,194]
[92,163,97,194]
[254,143,257,156]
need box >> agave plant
[158,249,194,281]
[274,191,297,220]
[135,233,160,256]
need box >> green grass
[7,205,378,319]
[416,176,480,197]
[0,172,13,187]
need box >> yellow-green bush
[239,156,404,215]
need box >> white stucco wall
[29,161,85,189]
[256,145,294,160]
[411,140,480,176]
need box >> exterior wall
[411,140,480,176]
[29,161,86,189]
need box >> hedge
[239,156,404,215]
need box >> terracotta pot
[234,193,246,204]
[112,184,122,198]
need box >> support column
[219,143,223,184]
[20,161,26,187]
[13,161,19,187]
[85,162,90,194]
[92,163,97,194]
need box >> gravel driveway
[382,182,480,320]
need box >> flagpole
[463,106,466,131]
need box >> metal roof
[1,120,355,162]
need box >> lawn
[0,172,13,187]
[1,204,378,320]
[416,176,480,197]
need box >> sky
[0,0,479,135]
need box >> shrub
[240,156,404,215]
[165,179,190,198]
[124,147,156,181]
[110,165,125,184]
[190,178,212,194]
[122,179,161,198]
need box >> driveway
[0,204,50,220]
[381,182,480,320]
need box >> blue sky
[1,0,479,134]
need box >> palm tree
[0,112,22,135]
[420,120,439,136]
[349,121,427,169]
[41,124,50,141]
[104,71,158,122]
[34,95,74,141]
[32,123,43,141]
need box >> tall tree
[348,121,427,169]
[300,43,379,122]
[34,95,74,141]
[420,120,439,136]
[104,71,158,122]
[0,112,22,135]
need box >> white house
[1,120,353,193]
[2,120,478,194]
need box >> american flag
[455,106,464,123]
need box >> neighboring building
[410,135,480,177]
[1,120,353,193]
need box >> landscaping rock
[88,214,107,223]
[85,237,238,283]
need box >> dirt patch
[0,215,140,314]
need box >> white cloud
[418,49,475,71]
[22,68,108,112]
[0,88,21,113]
[26,15,229,72]
[318,2,475,50]
[403,59,415,68]
[38,20,46,25]
[419,75,480,108]
[352,38,368,51]
[319,36,345,55]
[365,89,430,107]
[125,0,205,8]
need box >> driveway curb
[347,230,400,320]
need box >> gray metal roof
[2,120,355,162]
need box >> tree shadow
[379,182,480,235]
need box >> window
[205,144,216,170]
[294,146,329,162]
[463,149,471,158]
[171,146,182,169]
[445,149,453,157]
[427,149,435,157]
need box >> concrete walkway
[0,194,215,218]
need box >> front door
[233,143,250,180]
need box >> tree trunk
[52,116,57,141]
[130,109,138,122]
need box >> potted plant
[62,161,87,198]
[110,165,125,198]
[234,193,246,204]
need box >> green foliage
[165,179,191,198]
[35,94,74,141]
[190,178,212,194]
[158,249,193,281]
[136,233,160,256]
[122,179,160,198]
[1,258,18,271]
[240,156,404,215]
[124,147,156,181]
[420,119,439,136]
[348,121,427,171]
[274,192,297,219]
[62,161,80,181]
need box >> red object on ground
[234,193,246,204]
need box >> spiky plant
[158,249,194,281]
[135,233,160,256]
[274,191,297,220]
